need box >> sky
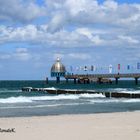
[0,0,140,80]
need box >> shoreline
[0,111,140,140]
[0,110,140,119]
[1,110,140,118]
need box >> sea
[0,80,140,117]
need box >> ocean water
[0,80,140,117]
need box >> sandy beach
[0,112,140,140]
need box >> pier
[65,73,140,85]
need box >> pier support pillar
[66,78,69,83]
[74,78,77,84]
[115,78,119,84]
[87,79,90,84]
[98,78,102,84]
[46,77,49,84]
[78,79,80,84]
[135,77,138,85]
[84,79,86,84]
[56,77,60,83]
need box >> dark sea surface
[0,80,140,117]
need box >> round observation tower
[51,58,66,83]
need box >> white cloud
[14,48,31,61]
[0,0,46,23]
[0,54,11,60]
[68,53,91,60]
[64,0,98,16]
[103,0,118,10]
[46,0,140,32]
[16,48,28,53]
[0,23,139,49]
[0,0,139,50]
[76,28,103,45]
[76,28,93,39]
[0,25,93,47]
[0,48,32,61]
[53,53,65,60]
[47,13,67,33]
[118,35,139,44]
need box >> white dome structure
[51,58,66,83]
[51,58,66,73]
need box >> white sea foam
[0,95,79,103]
[30,94,80,101]
[44,87,56,90]
[90,98,140,103]
[120,90,140,94]
[0,93,140,104]
[0,96,32,103]
[107,88,131,92]
[106,88,140,94]
[90,99,120,103]
[0,93,106,104]
[0,102,89,109]
[79,93,105,98]
[122,99,140,103]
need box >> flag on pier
[91,65,94,71]
[127,65,130,70]
[94,66,96,71]
[76,66,79,71]
[79,66,83,71]
[84,66,88,71]
[118,64,120,71]
[109,65,112,73]
[137,63,140,69]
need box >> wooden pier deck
[65,73,140,85]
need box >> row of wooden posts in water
[22,87,140,98]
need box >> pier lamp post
[51,58,66,83]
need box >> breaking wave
[0,96,33,103]
[106,88,140,94]
[43,87,56,90]
[90,98,140,103]
[1,93,140,104]
[0,93,105,104]
[0,102,89,109]
[80,93,105,98]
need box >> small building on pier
[51,58,66,83]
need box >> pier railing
[65,73,140,79]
